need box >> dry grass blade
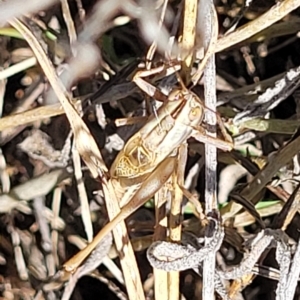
[10,16,145,300]
[234,18,300,48]
[168,144,187,299]
[60,0,77,50]
[0,102,67,132]
[101,180,146,300]
[215,0,300,53]
[180,0,198,84]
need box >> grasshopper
[63,64,233,273]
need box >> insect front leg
[192,124,233,151]
[133,64,181,102]
[114,64,181,127]
[191,102,233,151]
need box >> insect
[63,64,233,273]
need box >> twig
[72,146,93,242]
[145,0,168,69]
[233,65,300,124]
[75,0,85,23]
[7,224,28,280]
[147,212,224,272]
[284,236,300,299]
[0,148,10,193]
[0,81,45,145]
[60,0,77,52]
[201,1,218,299]
[153,183,168,299]
[169,144,187,299]
[33,196,52,253]
[33,195,56,277]
[51,187,63,267]
[0,56,37,80]
[275,237,291,300]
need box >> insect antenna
[174,71,189,92]
[150,98,164,133]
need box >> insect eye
[189,107,202,121]
[168,89,182,101]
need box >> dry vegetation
[0,0,300,299]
